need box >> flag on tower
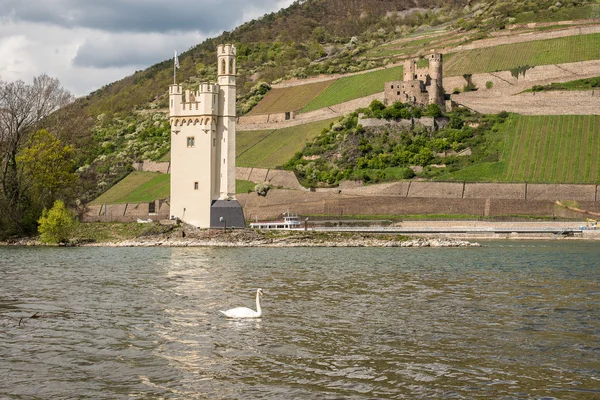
[173,50,180,84]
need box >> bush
[37,200,79,244]
[254,183,271,196]
[485,81,494,89]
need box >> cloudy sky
[0,0,295,97]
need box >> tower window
[194,182,199,190]
[187,137,195,147]
[213,138,216,147]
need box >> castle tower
[403,59,416,81]
[427,52,444,106]
[217,44,237,199]
[168,45,244,228]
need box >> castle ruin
[384,53,444,109]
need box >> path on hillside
[445,23,600,54]
[238,93,383,131]
[448,60,600,115]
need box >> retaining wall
[82,200,170,223]
[133,160,170,174]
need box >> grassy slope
[444,33,600,76]
[91,171,170,204]
[444,115,600,183]
[302,66,403,112]
[236,118,337,168]
[248,80,335,115]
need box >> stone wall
[82,179,600,223]
[238,182,600,221]
[82,200,170,223]
[527,184,596,201]
[133,160,170,174]
[238,112,295,125]
[407,182,464,198]
[463,183,525,200]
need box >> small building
[168,44,245,228]
[384,53,445,109]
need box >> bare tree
[0,74,73,206]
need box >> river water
[0,241,599,399]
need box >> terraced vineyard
[91,171,170,204]
[301,66,403,112]
[236,118,337,168]
[247,79,334,115]
[503,115,600,183]
[444,33,600,77]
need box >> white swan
[220,288,264,319]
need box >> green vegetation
[91,171,169,205]
[302,66,403,112]
[511,4,599,24]
[501,115,600,183]
[528,76,600,92]
[72,222,175,243]
[236,118,337,168]
[248,80,334,114]
[365,33,450,58]
[439,115,600,183]
[237,82,271,114]
[38,200,79,244]
[444,33,600,77]
[284,102,504,186]
[236,180,256,194]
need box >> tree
[16,129,78,210]
[37,200,78,244]
[0,74,72,236]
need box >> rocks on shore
[85,233,480,248]
[1,228,480,248]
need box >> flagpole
[174,50,176,85]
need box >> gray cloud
[0,0,291,34]
[0,0,295,96]
[73,32,204,68]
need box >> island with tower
[168,44,245,229]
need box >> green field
[447,115,600,183]
[302,66,403,113]
[444,33,600,77]
[236,179,256,194]
[91,171,170,204]
[236,118,337,168]
[248,80,334,115]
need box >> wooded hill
[80,0,600,117]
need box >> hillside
[65,0,600,207]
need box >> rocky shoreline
[1,229,480,248]
[89,237,480,248]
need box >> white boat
[250,212,303,230]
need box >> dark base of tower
[210,199,246,228]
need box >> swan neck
[256,291,262,315]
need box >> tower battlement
[169,83,219,118]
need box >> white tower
[217,44,237,199]
[168,44,244,228]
